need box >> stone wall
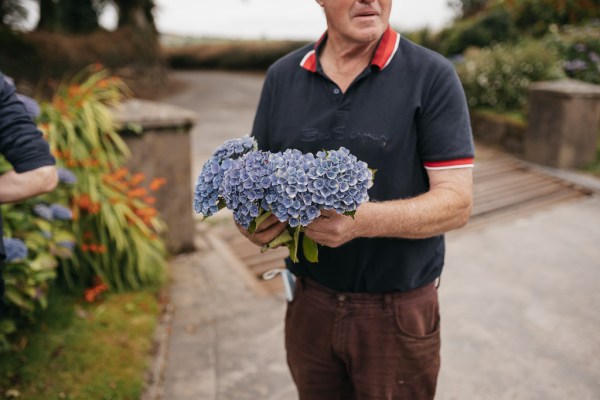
[114,99,197,254]
[525,79,600,168]
[470,110,527,155]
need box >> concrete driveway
[159,70,600,400]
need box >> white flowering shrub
[456,40,565,112]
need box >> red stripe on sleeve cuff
[424,158,474,170]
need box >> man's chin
[352,25,386,43]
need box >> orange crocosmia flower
[112,167,129,181]
[98,245,108,254]
[136,207,158,218]
[84,290,96,302]
[143,196,156,205]
[78,194,91,209]
[149,177,167,191]
[67,85,80,97]
[130,173,145,186]
[127,188,147,198]
[81,244,89,252]
[83,231,93,240]
[88,203,101,214]
[84,282,109,303]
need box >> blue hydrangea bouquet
[193,137,374,263]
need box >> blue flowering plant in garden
[194,137,374,263]
[0,160,77,347]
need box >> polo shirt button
[333,88,340,94]
[337,294,346,302]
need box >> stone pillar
[114,99,197,254]
[525,79,600,168]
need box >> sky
[21,0,456,40]
[152,0,456,40]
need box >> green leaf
[251,210,272,234]
[264,229,293,250]
[343,210,357,219]
[290,226,301,263]
[30,253,58,271]
[4,287,35,312]
[0,319,17,334]
[302,235,319,263]
[54,229,77,243]
[34,219,53,235]
[24,231,49,248]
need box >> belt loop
[383,294,392,310]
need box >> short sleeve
[0,73,55,172]
[416,63,475,170]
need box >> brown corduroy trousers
[285,277,441,400]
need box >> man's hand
[304,209,358,248]
[236,214,288,247]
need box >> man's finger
[255,214,280,232]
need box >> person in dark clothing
[237,0,474,398]
[0,72,58,315]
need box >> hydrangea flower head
[194,136,257,217]
[50,203,73,220]
[222,151,272,228]
[308,147,373,214]
[57,168,77,185]
[2,237,28,262]
[266,149,318,227]
[212,136,257,162]
[33,204,53,221]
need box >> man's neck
[319,33,379,92]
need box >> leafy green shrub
[548,23,600,84]
[0,162,76,350]
[1,67,169,351]
[508,0,600,36]
[39,66,168,291]
[166,40,308,70]
[456,40,565,112]
[438,9,518,56]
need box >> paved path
[158,71,600,400]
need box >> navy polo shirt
[252,27,474,293]
[0,73,56,261]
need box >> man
[240,0,474,398]
[0,72,58,315]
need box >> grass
[0,286,162,400]
[471,108,528,127]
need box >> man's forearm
[354,168,473,239]
[0,166,58,203]
[355,189,472,239]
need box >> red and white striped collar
[300,26,401,73]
